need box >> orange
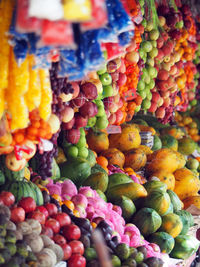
[62,200,75,211]
[96,156,108,168]
[73,209,80,217]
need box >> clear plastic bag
[28,0,64,21]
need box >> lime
[148,79,155,89]
[78,147,89,158]
[138,90,146,100]
[151,40,157,48]
[176,21,184,29]
[67,145,79,158]
[190,99,197,106]
[144,75,151,84]
[146,91,152,100]
[87,117,97,127]
[144,84,151,91]
[95,115,109,130]
[186,158,199,170]
[115,243,130,260]
[84,247,97,261]
[76,136,87,148]
[146,58,154,67]
[145,21,154,32]
[111,255,121,267]
[141,41,153,53]
[146,66,157,78]
[139,49,146,59]
[142,68,148,77]
[178,137,197,155]
[152,135,162,151]
[141,99,151,110]
[135,252,144,264]
[148,47,158,58]
[97,66,107,75]
[141,19,147,28]
[96,105,105,117]
[103,85,114,97]
[161,134,178,151]
[149,29,159,40]
[135,105,141,113]
[95,99,104,107]
[137,80,145,91]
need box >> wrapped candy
[63,0,92,22]
[28,0,64,21]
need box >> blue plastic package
[118,30,134,47]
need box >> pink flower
[61,179,77,198]
[71,194,88,208]
[79,187,95,198]
[121,234,130,246]
[46,184,61,196]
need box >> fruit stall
[0,0,200,266]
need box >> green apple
[103,85,114,97]
[96,105,105,117]
[95,115,109,130]
[78,147,89,158]
[141,41,153,53]
[99,73,112,86]
[67,145,78,158]
[146,58,154,66]
[148,79,155,90]
[137,80,145,91]
[149,29,159,40]
[138,90,147,100]
[145,20,154,32]
[141,98,151,110]
[97,65,107,75]
[148,47,158,58]
[186,158,199,170]
[76,136,87,148]
[87,117,97,127]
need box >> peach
[155,106,166,118]
[162,62,171,71]
[156,80,169,91]
[152,92,161,102]
[169,65,177,75]
[161,32,169,41]
[160,91,170,98]
[155,49,164,61]
[157,97,164,107]
[166,76,175,88]
[162,97,171,108]
[157,69,169,80]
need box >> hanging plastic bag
[16,0,41,33]
[28,0,64,21]
[63,0,92,22]
[40,20,74,47]
[81,0,108,31]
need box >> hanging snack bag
[28,0,64,21]
[63,0,92,22]
[16,0,41,33]
[81,0,108,31]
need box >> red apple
[71,82,80,99]
[79,102,98,118]
[115,109,124,124]
[45,218,60,234]
[65,128,81,144]
[28,211,46,225]
[0,191,15,207]
[74,114,88,129]
[53,234,67,245]
[18,197,36,213]
[155,106,166,118]
[71,92,86,108]
[45,203,58,216]
[80,82,98,100]
[36,206,49,219]
[148,102,158,113]
[52,213,71,228]
[108,113,116,125]
[61,243,72,260]
[11,207,25,223]
[62,117,75,130]
[62,224,81,241]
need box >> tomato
[0,191,15,206]
[61,243,72,260]
[45,203,58,216]
[41,226,54,239]
[62,224,81,241]
[36,206,49,219]
[11,207,25,223]
[18,197,36,213]
[29,211,46,225]
[68,240,84,255]
[45,218,60,234]
[52,212,71,227]
[68,254,86,267]
[53,234,66,246]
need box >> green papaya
[107,173,133,191]
[91,164,107,175]
[83,172,108,192]
[143,180,167,194]
[85,150,96,167]
[167,189,183,212]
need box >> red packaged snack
[41,20,74,46]
[16,0,41,33]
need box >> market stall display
[0,0,200,266]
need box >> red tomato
[36,206,49,219]
[45,218,60,234]
[45,203,58,216]
[61,243,72,260]
[11,207,25,223]
[29,211,46,225]
[41,226,54,239]
[53,234,66,246]
[68,240,84,255]
[62,224,81,241]
[18,197,36,213]
[52,212,71,227]
[0,191,15,206]
[68,254,86,267]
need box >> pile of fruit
[0,0,200,266]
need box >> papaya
[96,190,107,202]
[160,213,183,238]
[175,210,194,227]
[138,145,153,155]
[86,129,109,153]
[182,195,200,209]
[86,149,96,167]
[109,124,141,152]
[175,210,190,235]
[59,158,91,188]
[83,172,108,192]
[170,235,200,260]
[101,148,125,168]
[146,148,186,174]
[143,191,171,216]
[152,135,162,151]
[167,190,183,212]
[124,148,147,171]
[133,208,162,236]
[107,173,133,191]
[143,180,167,194]
[148,232,175,254]
[174,168,200,200]
[161,127,184,140]
[106,182,147,202]
[160,135,178,151]
[162,202,174,216]
[114,196,136,221]
[91,164,107,175]
[150,170,175,190]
